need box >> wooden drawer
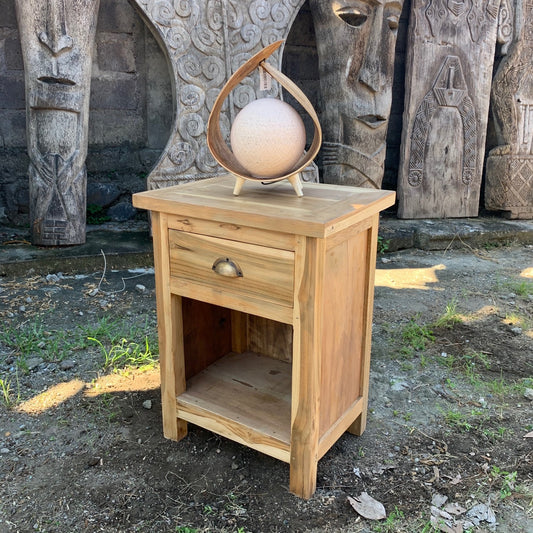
[169,229,295,308]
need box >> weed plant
[0,315,158,372]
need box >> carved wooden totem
[486,0,533,219]
[131,0,318,191]
[397,0,507,218]
[310,0,404,189]
[15,0,100,245]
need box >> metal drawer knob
[212,257,243,278]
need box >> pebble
[26,357,44,371]
[60,359,75,371]
[0,448,10,454]
[142,400,152,409]
[511,326,522,335]
[135,284,146,293]
[46,274,60,283]
[524,388,533,401]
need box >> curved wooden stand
[207,40,322,197]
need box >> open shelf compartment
[178,299,294,462]
[177,351,292,462]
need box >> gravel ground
[0,243,532,532]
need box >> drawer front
[169,230,295,307]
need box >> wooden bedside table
[132,175,395,499]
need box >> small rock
[60,359,76,371]
[25,297,32,304]
[19,305,26,313]
[432,493,448,507]
[87,457,101,468]
[231,462,239,470]
[142,400,152,410]
[26,357,44,370]
[524,388,533,401]
[46,274,60,283]
[0,448,10,454]
[466,503,496,525]
[510,326,522,335]
[135,284,147,293]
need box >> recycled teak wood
[132,175,395,498]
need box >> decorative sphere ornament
[206,40,322,196]
[230,98,306,179]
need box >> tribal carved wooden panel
[486,0,533,219]
[15,0,100,245]
[131,0,317,190]
[397,0,508,218]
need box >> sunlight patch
[84,369,160,397]
[15,369,160,414]
[17,379,85,414]
[375,264,446,290]
[520,267,533,279]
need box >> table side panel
[318,225,373,438]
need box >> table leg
[289,237,323,498]
[152,212,187,441]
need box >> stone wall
[0,0,409,225]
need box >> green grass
[491,466,518,499]
[433,299,463,329]
[89,334,158,372]
[86,204,111,225]
[442,408,487,432]
[504,311,532,331]
[0,315,158,371]
[504,279,533,298]
[397,317,435,359]
[373,507,405,532]
[0,368,21,408]
[377,236,390,254]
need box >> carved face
[15,0,100,161]
[313,0,403,148]
[16,0,99,88]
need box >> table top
[132,175,395,238]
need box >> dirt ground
[0,242,532,532]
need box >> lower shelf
[177,351,292,462]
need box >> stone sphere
[230,98,306,178]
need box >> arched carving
[131,0,317,190]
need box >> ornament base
[232,173,304,197]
